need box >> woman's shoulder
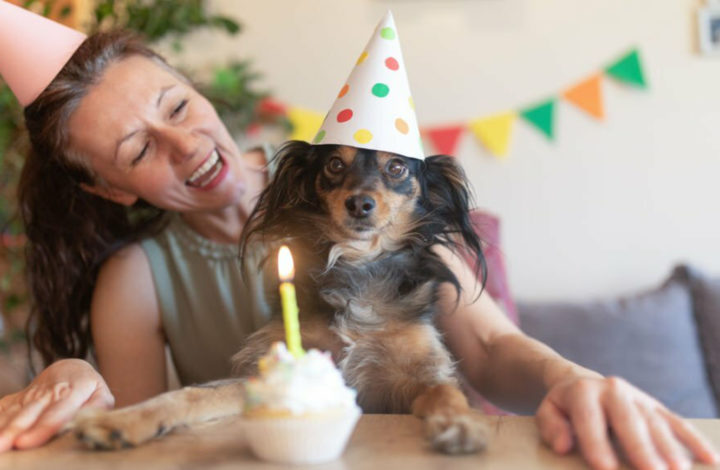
[99,243,151,278]
[94,243,157,315]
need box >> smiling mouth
[186,149,224,188]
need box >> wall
[170,0,720,301]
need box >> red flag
[257,98,288,116]
[424,125,465,156]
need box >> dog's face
[314,145,422,241]
[242,140,485,284]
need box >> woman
[0,30,716,470]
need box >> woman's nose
[157,126,199,163]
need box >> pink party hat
[313,11,424,160]
[0,1,86,106]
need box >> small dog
[73,141,489,454]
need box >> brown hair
[19,31,169,366]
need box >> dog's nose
[345,195,376,218]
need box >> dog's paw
[72,408,171,450]
[425,412,488,454]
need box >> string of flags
[256,48,647,159]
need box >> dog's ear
[420,155,487,288]
[241,140,318,255]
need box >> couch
[517,265,720,418]
[469,211,720,418]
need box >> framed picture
[699,6,720,56]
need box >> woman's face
[68,55,248,211]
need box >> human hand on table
[0,358,114,451]
[536,375,719,470]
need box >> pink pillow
[459,210,518,415]
[461,210,519,325]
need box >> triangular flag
[468,112,516,158]
[605,49,647,88]
[520,99,556,140]
[256,97,288,117]
[287,107,324,142]
[562,74,605,120]
[424,125,465,156]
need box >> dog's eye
[386,159,408,178]
[327,157,346,174]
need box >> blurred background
[1,0,720,393]
[184,0,720,303]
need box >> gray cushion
[517,273,718,418]
[672,265,720,412]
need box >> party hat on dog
[313,11,424,160]
[0,0,86,106]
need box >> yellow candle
[278,246,304,358]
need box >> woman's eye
[386,159,407,178]
[327,157,346,174]
[171,99,188,118]
[131,142,149,166]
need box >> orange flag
[562,74,604,120]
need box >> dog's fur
[73,142,490,454]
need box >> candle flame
[278,245,295,281]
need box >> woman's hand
[0,358,114,451]
[537,375,719,470]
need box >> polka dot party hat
[313,11,424,160]
[0,1,86,107]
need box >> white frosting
[243,342,358,415]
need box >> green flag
[520,99,556,140]
[605,49,647,88]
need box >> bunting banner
[286,107,324,142]
[563,74,604,120]
[278,48,647,159]
[424,125,465,157]
[468,112,516,158]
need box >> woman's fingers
[642,407,691,470]
[0,393,52,452]
[568,387,618,470]
[536,399,574,454]
[13,393,86,449]
[604,381,666,470]
[660,408,719,465]
[14,381,113,450]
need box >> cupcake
[241,342,361,464]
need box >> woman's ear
[79,182,139,206]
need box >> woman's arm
[434,247,599,411]
[90,243,168,407]
[0,243,163,451]
[435,246,718,470]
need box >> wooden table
[0,415,718,470]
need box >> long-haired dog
[72,141,489,454]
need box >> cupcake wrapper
[241,406,361,465]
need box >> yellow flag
[468,112,516,158]
[287,107,325,142]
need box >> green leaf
[211,16,241,35]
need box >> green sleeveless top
[139,145,278,385]
[140,214,273,385]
